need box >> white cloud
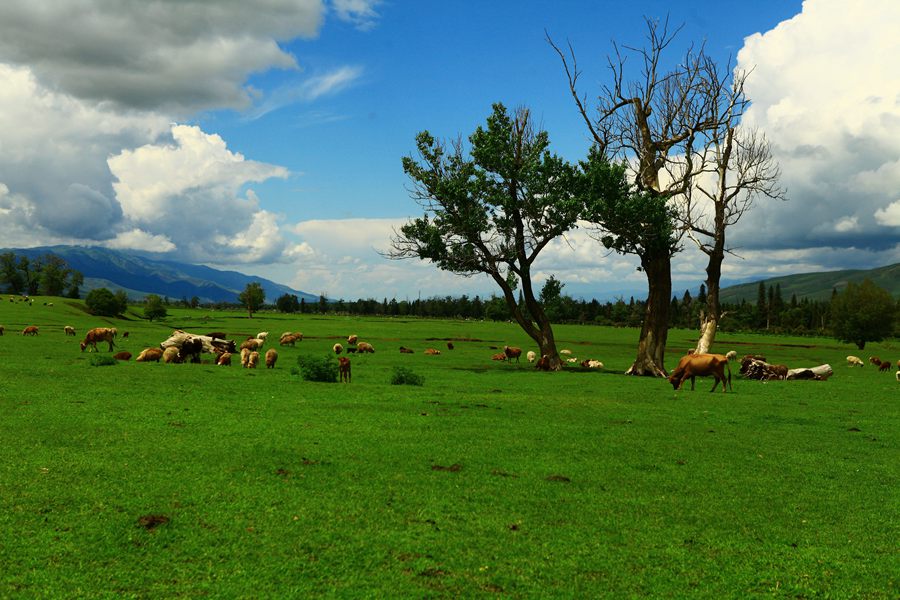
[0,1,324,114]
[874,200,900,226]
[105,229,176,253]
[733,0,900,252]
[330,0,382,31]
[108,125,290,263]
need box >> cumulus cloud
[330,0,382,31]
[733,0,900,253]
[108,125,290,263]
[874,200,900,227]
[0,1,324,114]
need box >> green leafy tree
[66,271,84,299]
[85,288,124,317]
[0,252,25,294]
[389,103,609,370]
[539,275,566,323]
[144,294,168,321]
[276,293,301,313]
[38,254,70,297]
[238,282,265,318]
[830,279,896,350]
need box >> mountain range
[1,246,318,305]
[718,262,900,303]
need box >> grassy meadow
[0,298,897,598]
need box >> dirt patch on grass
[431,463,462,472]
[137,514,170,531]
[545,474,571,483]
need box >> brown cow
[113,351,132,361]
[22,325,39,336]
[424,348,441,355]
[869,356,882,367]
[534,355,551,371]
[136,348,163,362]
[399,346,414,354]
[878,361,891,372]
[503,345,522,363]
[265,349,278,369]
[669,353,733,393]
[80,327,116,352]
[338,356,351,383]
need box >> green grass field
[1,298,897,598]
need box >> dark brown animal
[869,356,882,367]
[669,353,733,393]
[113,351,132,361]
[447,342,454,350]
[503,345,522,363]
[178,337,203,363]
[534,355,551,371]
[399,346,414,354]
[338,356,351,383]
[879,361,891,372]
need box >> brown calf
[338,357,351,383]
[669,353,733,393]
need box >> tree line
[0,251,84,298]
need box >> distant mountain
[1,245,318,304]
[719,262,900,303]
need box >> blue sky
[0,1,898,301]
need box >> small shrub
[89,355,118,367]
[390,366,424,386]
[296,354,338,383]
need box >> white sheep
[256,331,269,340]
[725,350,737,361]
[527,350,536,363]
[846,355,864,367]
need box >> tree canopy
[830,279,896,350]
[239,282,266,318]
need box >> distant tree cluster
[0,252,84,298]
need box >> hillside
[0,246,318,305]
[719,262,900,303]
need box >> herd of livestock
[4,322,900,386]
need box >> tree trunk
[626,254,671,376]
[695,245,724,355]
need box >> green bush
[390,366,424,386]
[89,355,118,367]
[296,354,338,383]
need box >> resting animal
[668,353,733,393]
[113,351,132,361]
[216,352,232,366]
[136,348,163,362]
[491,353,507,361]
[163,346,182,364]
[399,346,414,354]
[424,348,441,355]
[527,351,536,363]
[534,355,551,371]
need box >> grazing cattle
[163,347,182,364]
[503,345,522,363]
[669,353,733,393]
[534,355,551,371]
[333,343,343,355]
[846,355,864,367]
[240,338,264,352]
[725,350,737,362]
[347,335,358,346]
[279,333,301,346]
[22,326,39,336]
[136,348,163,362]
[447,341,454,350]
[424,348,441,355]
[64,325,76,336]
[869,356,882,367]
[216,352,232,366]
[178,337,203,363]
[240,348,251,368]
[113,351,132,361]
[247,351,260,369]
[338,357,351,383]
[357,342,375,353]
[399,346,414,354]
[878,361,892,373]
[122,331,129,339]
[527,351,536,363]
[80,327,116,352]
[265,349,278,369]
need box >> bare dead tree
[550,17,727,376]
[680,65,786,354]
